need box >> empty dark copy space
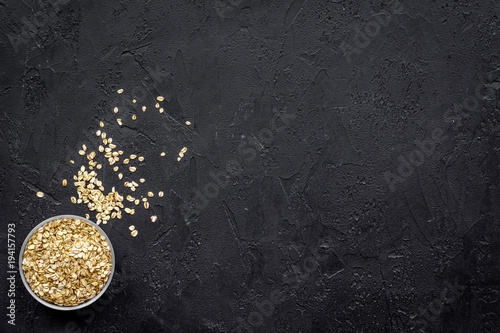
[1,0,500,332]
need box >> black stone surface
[1,0,500,332]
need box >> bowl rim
[19,214,115,311]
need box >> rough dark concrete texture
[1,0,500,332]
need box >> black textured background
[1,0,500,332]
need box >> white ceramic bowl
[19,214,115,310]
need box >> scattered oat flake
[70,160,75,164]
[138,156,144,161]
[62,179,67,187]
[130,155,137,159]
[36,191,44,198]
[131,230,138,237]
[160,152,166,157]
[113,166,119,172]
[117,89,124,94]
[139,178,145,183]
[79,150,85,156]
[117,119,122,126]
[96,130,101,136]
[129,167,136,172]
[142,106,146,112]
[177,157,181,161]
[144,202,149,209]
[114,107,118,113]
[132,115,136,120]
[151,215,157,223]
[147,192,154,197]
[129,225,135,231]
[82,144,87,151]
[132,99,137,103]
[155,103,160,108]
[99,121,104,128]
[185,121,191,125]
[156,96,164,101]
[118,173,123,180]
[159,108,164,113]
